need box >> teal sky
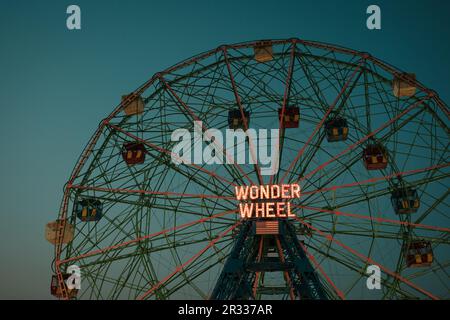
[0,0,449,299]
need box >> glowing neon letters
[234,184,301,219]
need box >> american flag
[256,220,279,235]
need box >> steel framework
[49,38,449,300]
[211,220,329,300]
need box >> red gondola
[405,240,433,267]
[122,142,146,165]
[363,144,388,170]
[278,106,299,128]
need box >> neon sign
[234,184,301,219]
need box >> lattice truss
[52,39,449,300]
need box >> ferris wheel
[46,38,449,300]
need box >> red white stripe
[256,220,279,235]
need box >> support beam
[210,220,330,300]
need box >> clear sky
[0,0,448,299]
